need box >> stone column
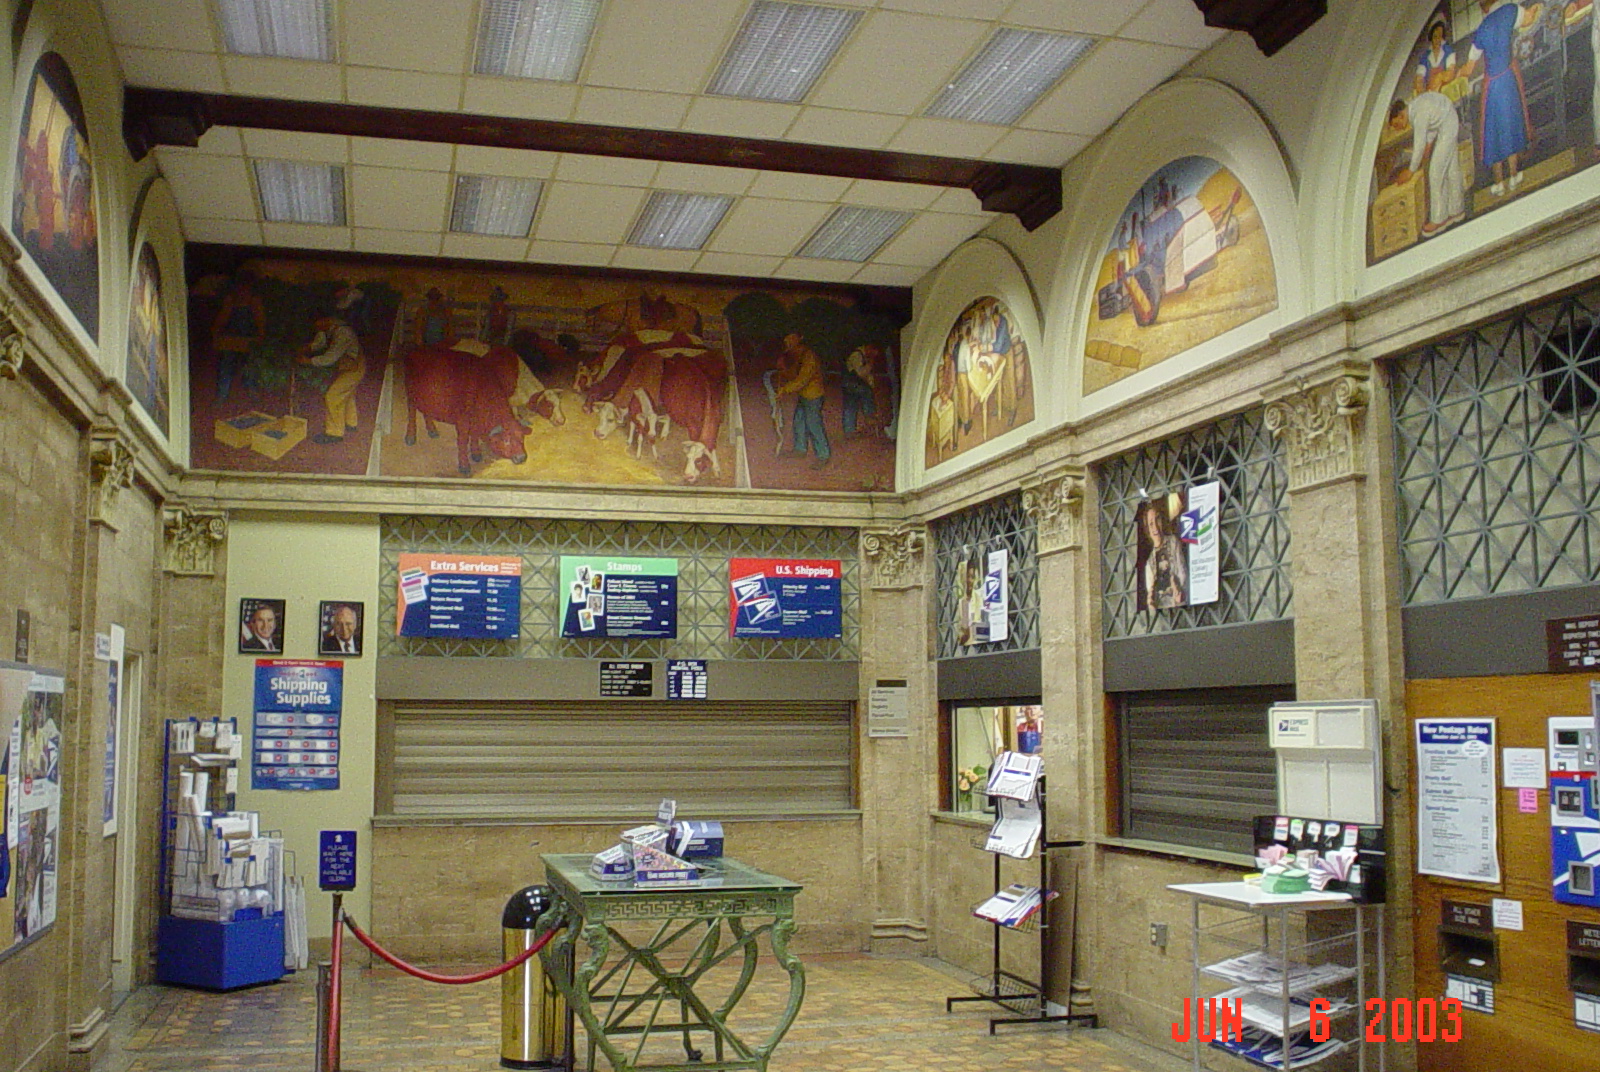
[1021,465,1095,1015]
[858,525,931,953]
[1263,359,1413,1045]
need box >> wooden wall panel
[1409,675,1600,1070]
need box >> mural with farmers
[1082,156,1276,394]
[924,297,1034,468]
[186,250,905,491]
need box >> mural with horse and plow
[186,250,907,491]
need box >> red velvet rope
[341,913,559,984]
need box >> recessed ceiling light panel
[708,1,862,103]
[451,174,544,237]
[926,28,1093,126]
[796,205,912,262]
[216,0,334,62]
[254,159,346,225]
[627,191,735,250]
[475,0,603,81]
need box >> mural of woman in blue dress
[1465,0,1540,195]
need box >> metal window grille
[378,516,859,660]
[1390,285,1600,605]
[931,491,1039,659]
[1097,408,1293,639]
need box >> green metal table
[537,854,805,1072]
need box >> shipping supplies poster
[729,558,843,638]
[252,660,342,792]
[397,552,521,639]
[3,663,64,951]
[561,556,678,638]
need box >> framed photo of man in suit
[239,598,285,654]
[318,601,364,657]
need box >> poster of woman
[1135,494,1189,612]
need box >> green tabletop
[542,854,802,898]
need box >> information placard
[397,553,521,639]
[600,661,653,697]
[319,830,357,891]
[562,557,678,638]
[1547,613,1600,671]
[1416,718,1499,883]
[252,660,342,792]
[728,558,842,638]
[667,659,707,699]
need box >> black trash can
[500,886,566,1070]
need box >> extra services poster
[397,552,521,639]
[252,660,342,792]
[729,558,842,638]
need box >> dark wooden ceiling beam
[124,87,1062,231]
[1191,0,1326,56]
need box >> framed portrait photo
[239,598,285,654]
[318,600,364,657]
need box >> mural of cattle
[582,331,729,482]
[402,341,565,474]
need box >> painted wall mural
[126,245,169,435]
[1369,1,1600,264]
[1083,157,1276,395]
[11,53,98,341]
[924,296,1034,468]
[186,251,905,492]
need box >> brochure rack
[156,718,288,990]
[945,779,1098,1033]
[1170,882,1385,1072]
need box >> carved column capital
[0,299,25,381]
[88,428,135,529]
[163,505,229,576]
[861,525,927,590]
[1263,364,1372,491]
[1022,466,1086,555]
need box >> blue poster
[397,553,522,639]
[252,660,342,791]
[729,558,842,638]
[560,556,678,638]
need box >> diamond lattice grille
[931,492,1039,659]
[1098,408,1292,639]
[1390,287,1600,605]
[379,516,859,660]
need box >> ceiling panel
[706,198,833,256]
[1026,37,1197,136]
[774,257,861,282]
[573,87,693,130]
[354,136,456,172]
[348,166,451,232]
[221,56,344,101]
[261,222,352,250]
[1002,0,1134,35]
[986,128,1092,167]
[528,240,617,267]
[553,153,659,188]
[354,227,445,257]
[440,233,532,261]
[611,246,702,272]
[843,179,941,212]
[784,107,905,150]
[693,251,783,277]
[156,152,259,219]
[875,211,988,266]
[681,97,802,140]
[1119,0,1229,49]
[583,0,747,94]
[533,182,650,245]
[889,117,1005,158]
[185,218,265,245]
[241,129,350,163]
[851,262,926,287]
[101,0,217,52]
[343,0,475,74]
[745,172,854,203]
[809,10,989,115]
[116,46,227,92]
[454,145,558,179]
[460,77,580,120]
[347,67,462,110]
[653,162,757,198]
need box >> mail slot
[1439,900,1499,982]
[1568,920,1600,997]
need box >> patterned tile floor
[101,953,1189,1072]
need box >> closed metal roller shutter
[1118,687,1288,855]
[389,701,853,818]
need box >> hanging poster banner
[1416,718,1500,883]
[252,660,342,792]
[560,556,678,638]
[985,549,1009,643]
[728,558,842,638]
[956,545,1007,647]
[98,624,125,836]
[396,553,521,639]
[3,662,64,951]
[1181,481,1220,606]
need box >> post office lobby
[4,1,1600,1071]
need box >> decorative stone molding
[862,525,927,590]
[88,429,135,529]
[1021,467,1086,555]
[1263,365,1372,491]
[163,505,229,576]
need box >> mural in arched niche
[11,52,98,340]
[924,296,1034,468]
[126,244,169,435]
[1083,156,1276,395]
[1368,1,1600,264]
